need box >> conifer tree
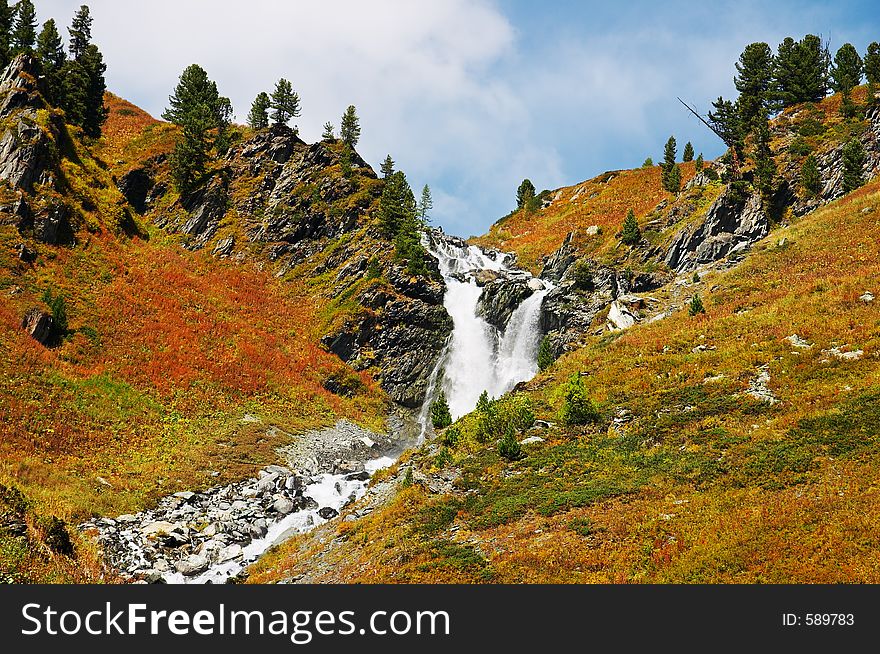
[380,154,394,178]
[865,42,880,105]
[379,170,417,236]
[516,178,536,211]
[537,337,554,371]
[800,154,820,197]
[419,184,433,223]
[842,139,866,193]
[620,208,641,245]
[752,120,776,206]
[61,43,106,137]
[163,64,229,194]
[269,78,300,127]
[0,1,14,68]
[498,426,522,461]
[36,19,65,105]
[695,153,704,172]
[831,43,863,117]
[708,96,743,157]
[340,104,360,148]
[12,0,37,53]
[321,121,334,140]
[683,141,694,162]
[689,294,706,316]
[247,92,270,130]
[430,391,452,429]
[340,143,352,177]
[560,374,599,425]
[642,157,653,167]
[476,390,491,414]
[734,42,774,128]
[68,5,92,60]
[661,136,680,193]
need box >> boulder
[272,497,296,515]
[175,554,209,577]
[217,544,242,563]
[21,307,53,345]
[317,507,339,520]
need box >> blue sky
[36,0,880,237]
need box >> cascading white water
[424,234,550,422]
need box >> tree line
[1,2,107,138]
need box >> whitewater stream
[90,232,549,583]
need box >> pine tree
[831,43,863,118]
[61,59,89,127]
[689,294,706,316]
[321,121,334,140]
[642,157,653,167]
[537,337,554,371]
[78,43,107,137]
[68,4,92,60]
[339,143,352,177]
[12,0,37,53]
[866,42,880,105]
[419,184,433,223]
[708,96,743,156]
[842,139,866,193]
[498,425,522,461]
[164,64,228,194]
[773,35,829,108]
[430,391,452,429]
[752,119,776,206]
[516,178,536,211]
[36,19,66,106]
[661,136,680,192]
[620,208,641,245]
[734,42,775,128]
[559,374,599,425]
[379,170,417,236]
[380,154,394,178]
[340,104,360,148]
[476,390,491,414]
[247,92,270,130]
[800,154,820,197]
[0,1,15,68]
[683,141,694,162]
[695,153,704,172]
[269,78,300,127]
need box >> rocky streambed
[82,418,409,584]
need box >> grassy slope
[250,156,880,584]
[0,96,388,582]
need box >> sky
[34,0,880,237]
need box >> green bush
[475,394,534,443]
[572,259,594,291]
[441,425,461,448]
[498,426,522,461]
[689,293,706,316]
[42,288,68,335]
[560,374,600,425]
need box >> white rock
[785,334,812,349]
[240,413,262,423]
[273,497,296,515]
[607,301,638,331]
[860,292,874,304]
[527,278,545,291]
[359,436,376,449]
[217,544,242,562]
[519,436,545,445]
[586,225,600,236]
[141,521,180,537]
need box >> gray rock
[175,554,209,577]
[272,497,296,515]
[317,507,339,520]
[21,308,53,345]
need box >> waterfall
[421,233,550,423]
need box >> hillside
[0,54,436,581]
[247,89,880,584]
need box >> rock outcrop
[21,308,53,345]
[664,186,768,272]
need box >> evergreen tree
[79,44,107,137]
[476,390,491,414]
[516,178,536,210]
[842,139,866,193]
[695,153,704,172]
[800,154,820,197]
[683,141,694,162]
[60,59,89,127]
[620,208,641,245]
[430,391,452,429]
[269,78,300,127]
[380,154,394,178]
[537,337,554,371]
[752,119,776,206]
[708,96,743,156]
[340,104,360,148]
[379,170,417,235]
[560,374,599,426]
[36,19,65,105]
[418,184,433,223]
[661,136,680,193]
[642,157,653,167]
[734,42,775,128]
[339,143,352,177]
[163,64,228,194]
[247,92,270,130]
[12,0,37,53]
[689,293,706,316]
[865,42,880,105]
[774,34,829,107]
[498,426,522,461]
[321,121,334,140]
[0,1,15,68]
[68,4,92,60]
[831,43,863,117]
